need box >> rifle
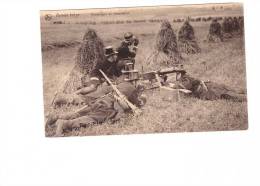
[99,69,142,115]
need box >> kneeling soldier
[116,32,139,73]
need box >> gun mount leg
[155,74,162,89]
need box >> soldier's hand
[53,93,67,107]
[133,37,139,46]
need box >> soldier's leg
[59,112,81,120]
[54,93,85,107]
[55,119,80,136]
[46,112,79,127]
[46,105,92,127]
[55,116,96,136]
[71,116,97,128]
[55,120,70,136]
[221,92,247,102]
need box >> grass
[41,6,247,137]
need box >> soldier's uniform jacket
[76,82,140,123]
[116,41,138,75]
[89,59,121,85]
[117,41,137,60]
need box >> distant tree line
[51,16,243,25]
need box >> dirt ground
[41,4,247,137]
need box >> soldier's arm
[131,36,139,55]
[129,49,137,58]
[128,45,138,58]
[75,84,97,95]
[75,77,100,95]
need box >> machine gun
[122,65,192,94]
[141,67,186,81]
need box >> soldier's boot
[45,113,59,127]
[53,93,70,107]
[55,119,70,136]
[55,119,82,136]
[221,93,247,102]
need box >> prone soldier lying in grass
[46,82,146,136]
[167,71,246,102]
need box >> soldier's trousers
[56,116,97,136]
[55,99,118,135]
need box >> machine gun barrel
[140,67,186,81]
[157,67,186,75]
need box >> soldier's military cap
[104,46,118,57]
[124,32,133,41]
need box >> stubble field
[41,5,247,137]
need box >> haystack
[238,16,244,35]
[178,20,201,54]
[232,17,240,33]
[46,29,105,133]
[222,17,232,33]
[222,17,233,38]
[207,19,223,42]
[63,28,105,93]
[146,20,183,66]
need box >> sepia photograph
[40,3,247,137]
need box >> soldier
[46,82,146,136]
[53,46,123,106]
[116,32,139,73]
[76,46,121,95]
[171,71,247,102]
[232,17,240,32]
